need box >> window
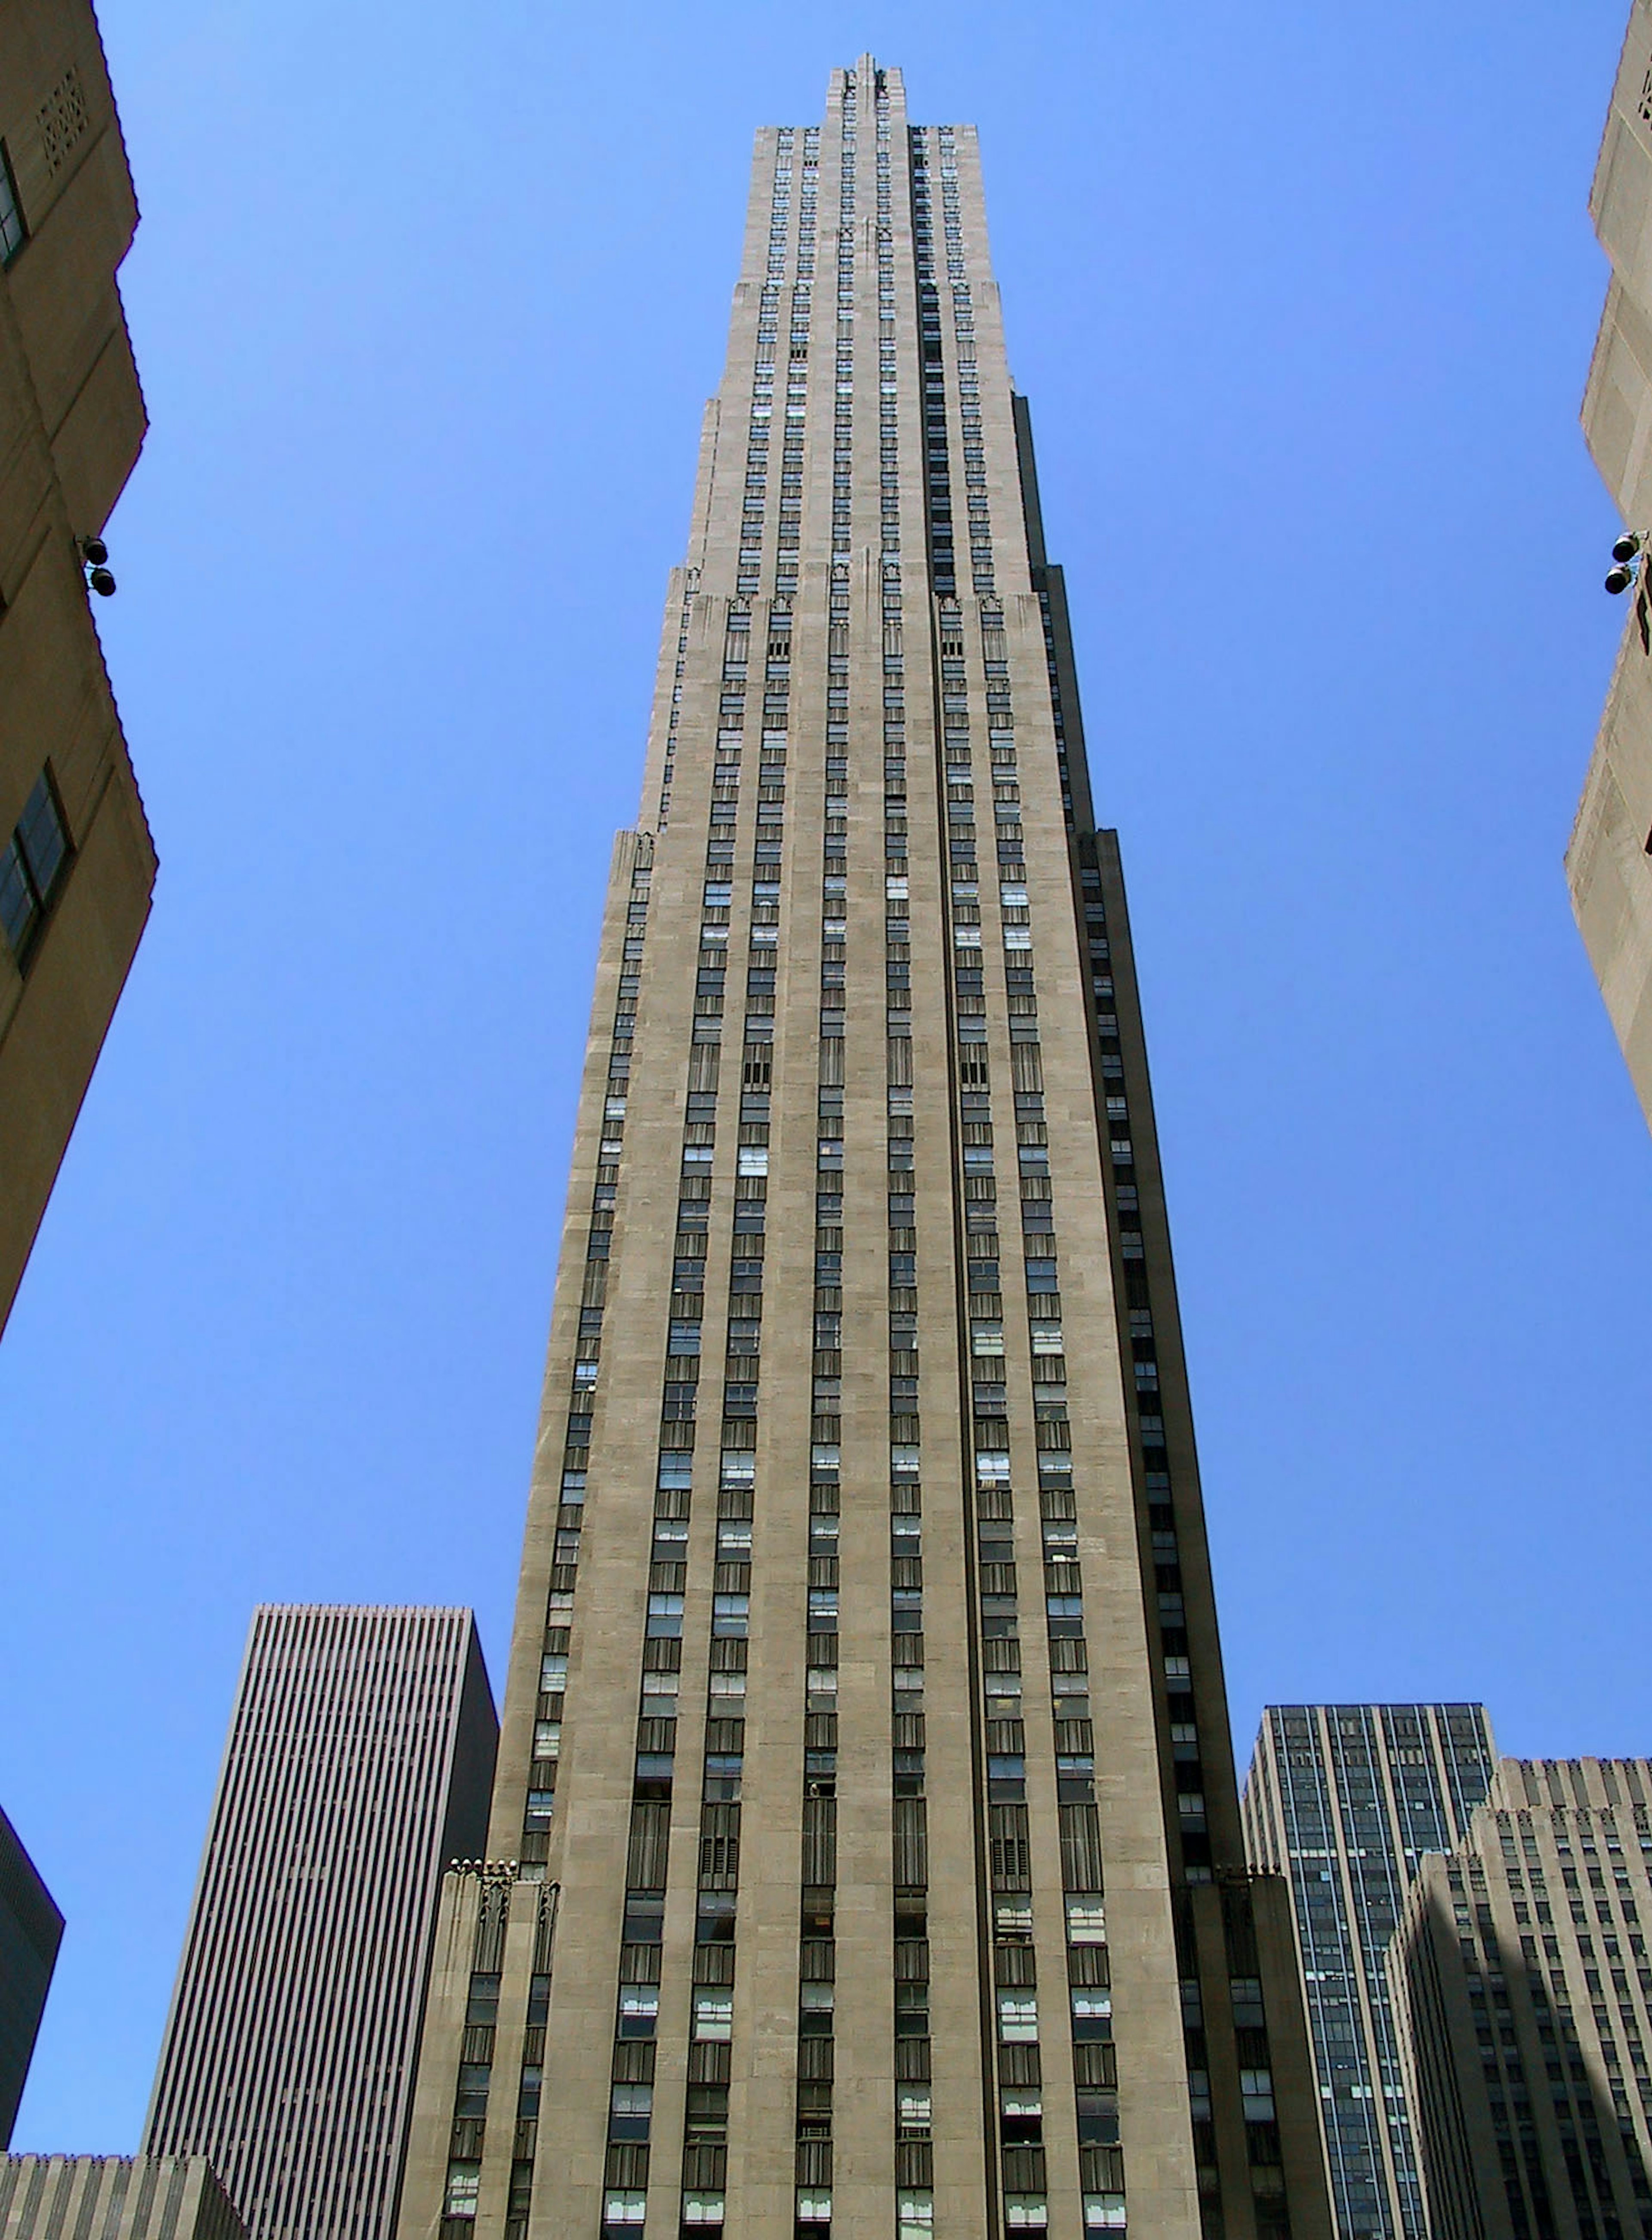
[0,770,70,963]
[455,2062,490,2120]
[1240,2067,1276,2120]
[997,1993,1038,2041]
[898,2192,934,2240]
[897,2087,932,2139]
[0,144,24,265]
[444,2163,481,2218]
[1071,1988,1113,2038]
[608,2082,653,2138]
[712,1593,749,1638]
[1066,1897,1107,1944]
[618,1986,659,2036]
[646,1592,684,1639]
[1083,2197,1127,2231]
[693,1989,734,2040]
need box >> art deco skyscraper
[146,1607,497,2240]
[1242,1705,1498,2240]
[1387,1758,1652,2240]
[398,60,1328,2240]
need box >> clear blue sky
[3,0,1642,2155]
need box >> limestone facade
[0,0,154,1332]
[397,60,1328,2240]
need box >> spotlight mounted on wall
[1606,531,1643,595]
[77,534,115,597]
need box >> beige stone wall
[0,0,153,1333]
[1390,1760,1652,2240]
[401,55,1327,2240]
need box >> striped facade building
[146,1607,496,2240]
[0,2158,244,2240]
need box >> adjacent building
[398,59,1328,2240]
[1242,1706,1498,2240]
[1388,1757,1652,2240]
[0,1807,62,2148]
[0,0,156,1333]
[0,2157,245,2240]
[145,1608,496,2240]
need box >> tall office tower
[0,0,155,1333]
[398,59,1329,2240]
[1387,1758,1652,2240]
[146,1608,497,2240]
[0,1806,63,2147]
[0,2157,246,2240]
[1241,1706,1498,2240]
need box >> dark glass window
[0,144,25,266]
[1,771,71,963]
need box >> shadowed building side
[0,1807,62,2149]
[1389,1758,1652,2240]
[0,0,155,1333]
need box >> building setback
[0,0,155,1334]
[1569,0,1652,1133]
[0,1807,62,2148]
[396,58,1328,2240]
[0,2158,245,2240]
[1242,1706,1498,2240]
[1388,1758,1652,2240]
[145,1608,496,2240]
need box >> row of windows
[914,595,1125,2224]
[785,681,859,2234]
[440,852,660,2235]
[607,747,792,2234]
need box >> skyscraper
[0,0,156,1334]
[398,60,1328,2240]
[146,1607,498,2240]
[1387,1757,1652,2240]
[1241,1705,1499,2240]
[0,1806,63,2147]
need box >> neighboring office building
[0,0,156,1334]
[399,59,1329,2240]
[0,2157,245,2240]
[1241,1705,1498,2240]
[146,1609,496,2240]
[0,1807,62,2147]
[1388,1757,1652,2240]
